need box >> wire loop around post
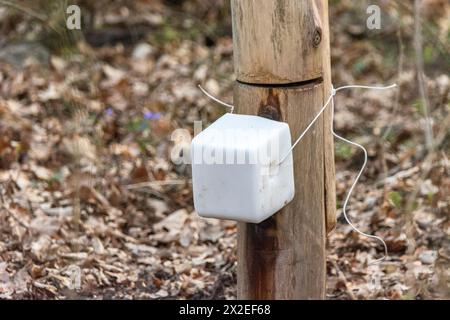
[198,83,397,264]
[198,85,234,113]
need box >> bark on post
[232,0,335,299]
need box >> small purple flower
[144,111,162,120]
[105,107,114,117]
[152,112,162,120]
[143,111,153,119]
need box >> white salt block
[191,113,294,223]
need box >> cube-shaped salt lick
[191,113,294,223]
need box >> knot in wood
[313,28,322,47]
[258,104,281,121]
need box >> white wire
[198,82,397,264]
[290,84,395,264]
[279,93,334,163]
[330,95,388,264]
[280,84,398,163]
[198,85,235,113]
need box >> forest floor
[0,0,449,299]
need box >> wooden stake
[232,0,335,299]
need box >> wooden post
[232,0,335,299]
